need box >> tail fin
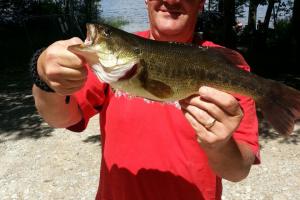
[258,80,300,135]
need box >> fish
[68,23,300,136]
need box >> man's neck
[149,30,194,43]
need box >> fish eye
[103,28,111,37]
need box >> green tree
[63,0,101,26]
[64,0,75,16]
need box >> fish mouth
[68,24,101,60]
[68,23,97,54]
[85,23,96,45]
[68,23,140,83]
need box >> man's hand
[37,37,87,95]
[180,86,243,150]
[33,37,86,128]
[180,86,254,182]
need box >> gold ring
[204,118,216,129]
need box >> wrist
[33,83,71,103]
[201,136,234,154]
[30,48,55,93]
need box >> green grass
[102,17,129,29]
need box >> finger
[184,96,226,122]
[68,37,84,45]
[199,86,242,116]
[189,118,223,149]
[183,108,227,149]
[185,114,219,147]
[181,102,216,127]
[182,109,207,134]
[51,37,84,69]
[60,66,87,81]
[46,65,87,81]
[181,103,224,135]
[57,51,84,69]
[58,37,83,47]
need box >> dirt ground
[0,77,300,200]
[1,113,300,200]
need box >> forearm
[32,85,82,128]
[204,137,254,182]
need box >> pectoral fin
[143,79,174,99]
[138,61,173,99]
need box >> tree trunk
[263,0,275,30]
[223,0,236,48]
[84,0,99,22]
[248,0,259,32]
[219,0,224,13]
[292,0,299,35]
[65,0,74,16]
[84,0,92,22]
[272,2,281,27]
[292,0,300,62]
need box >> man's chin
[156,24,186,36]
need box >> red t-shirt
[68,31,260,200]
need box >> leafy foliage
[0,0,63,25]
[0,0,102,27]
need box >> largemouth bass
[68,23,300,136]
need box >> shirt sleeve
[233,94,260,164]
[229,50,260,164]
[67,65,108,132]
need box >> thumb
[67,37,84,46]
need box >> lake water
[101,0,270,32]
[101,0,149,32]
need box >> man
[32,0,260,199]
